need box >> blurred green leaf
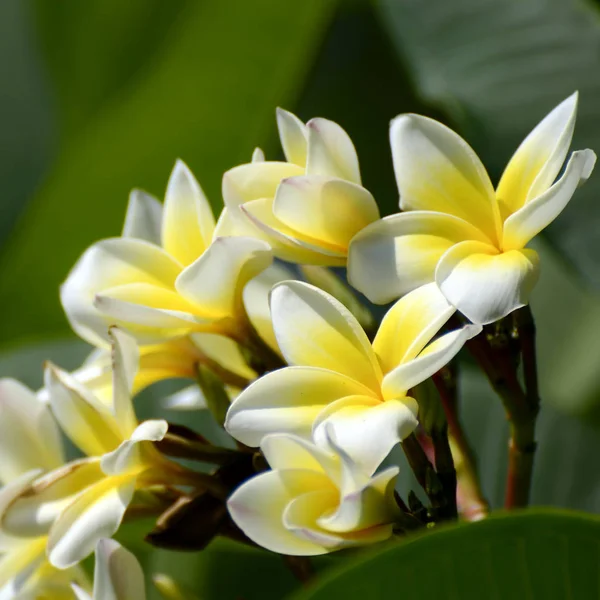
[293,510,600,599]
[0,0,337,348]
[376,0,600,287]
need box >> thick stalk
[432,371,489,520]
[466,321,538,509]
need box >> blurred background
[1,0,600,597]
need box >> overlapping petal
[270,281,381,390]
[390,114,500,242]
[277,108,308,167]
[122,189,163,244]
[225,367,374,447]
[503,149,596,250]
[436,241,540,325]
[347,211,490,304]
[496,92,578,216]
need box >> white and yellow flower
[226,281,479,472]
[3,329,185,569]
[221,109,380,265]
[348,93,596,324]
[227,431,400,556]
[71,539,146,600]
[0,379,89,598]
[61,161,272,347]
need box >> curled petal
[261,434,337,477]
[270,281,381,390]
[2,459,104,538]
[61,238,182,347]
[222,162,303,208]
[45,365,121,458]
[227,470,333,556]
[122,189,163,244]
[306,118,361,184]
[175,237,273,320]
[162,160,215,266]
[382,325,481,398]
[436,241,540,325]
[503,149,596,250]
[225,366,374,447]
[273,176,379,250]
[373,283,455,375]
[390,114,499,242]
[496,92,578,216]
[313,397,418,474]
[276,108,308,167]
[48,477,136,569]
[347,211,489,304]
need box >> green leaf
[376,0,600,287]
[0,0,337,348]
[293,510,600,599]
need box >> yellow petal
[273,176,379,250]
[276,108,308,167]
[270,282,381,390]
[373,283,455,375]
[348,211,490,305]
[390,114,500,243]
[161,160,215,266]
[496,92,578,217]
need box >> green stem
[431,427,458,520]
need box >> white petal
[382,325,481,398]
[0,469,42,547]
[306,118,361,184]
[162,385,207,411]
[225,366,374,447]
[227,470,331,556]
[503,149,596,250]
[390,114,499,242]
[0,380,63,483]
[175,237,272,321]
[100,420,167,476]
[222,162,303,208]
[273,176,379,250]
[72,583,93,600]
[93,538,146,600]
[319,466,399,533]
[373,283,455,375]
[60,238,182,347]
[276,108,308,167]
[251,147,265,163]
[107,328,139,439]
[45,365,122,458]
[496,92,579,216]
[162,160,215,266]
[261,434,336,476]
[347,211,490,304]
[48,477,135,569]
[313,397,419,474]
[436,241,541,325]
[2,459,104,538]
[270,281,381,390]
[122,189,163,244]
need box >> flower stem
[432,369,489,520]
[466,316,539,509]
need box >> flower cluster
[0,94,593,595]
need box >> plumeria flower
[226,281,480,472]
[3,329,188,569]
[61,160,273,347]
[220,109,380,265]
[0,379,90,598]
[348,93,596,325]
[227,431,400,556]
[71,539,146,600]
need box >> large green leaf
[376,0,600,288]
[293,510,600,599]
[0,0,336,348]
